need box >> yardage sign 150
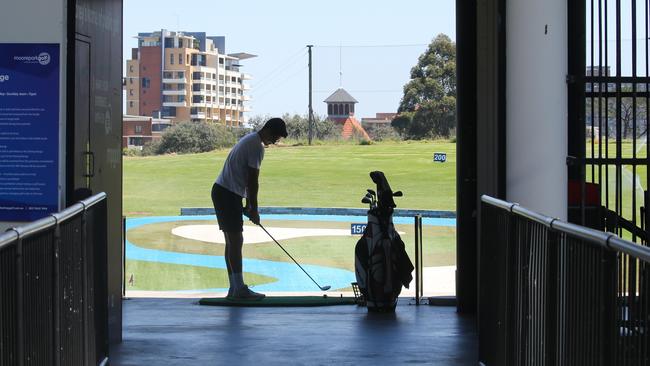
[351,223,367,235]
[433,153,447,163]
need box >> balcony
[190,112,206,119]
[162,90,186,96]
[242,83,251,90]
[162,101,187,107]
[242,95,252,101]
[192,89,211,96]
[162,78,187,84]
[242,73,253,80]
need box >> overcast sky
[123,0,456,120]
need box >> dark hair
[262,117,288,138]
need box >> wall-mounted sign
[433,152,447,163]
[0,43,60,221]
[351,223,367,235]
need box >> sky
[123,0,456,121]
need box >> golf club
[256,222,331,291]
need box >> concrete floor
[110,298,478,365]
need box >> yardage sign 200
[433,153,447,163]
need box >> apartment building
[125,30,254,127]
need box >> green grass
[126,219,457,272]
[124,260,276,291]
[123,141,457,216]
[123,140,458,292]
[585,140,648,224]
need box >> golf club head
[367,189,376,197]
[321,285,331,291]
[393,191,403,197]
[361,197,372,204]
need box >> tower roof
[324,88,358,103]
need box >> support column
[506,0,567,219]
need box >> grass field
[125,218,455,292]
[123,140,457,292]
[585,140,648,224]
[123,141,457,216]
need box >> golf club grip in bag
[355,171,414,312]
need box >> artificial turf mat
[199,296,357,307]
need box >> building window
[135,125,143,133]
[328,104,333,115]
[129,101,134,108]
[333,104,339,115]
[177,71,184,79]
[141,78,150,88]
[178,54,182,65]
[186,54,190,64]
[129,78,133,85]
[178,39,183,48]
[344,104,349,115]
[129,65,133,73]
[129,89,133,96]
[164,37,173,48]
[170,53,174,65]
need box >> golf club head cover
[369,171,396,209]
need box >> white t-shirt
[216,132,264,198]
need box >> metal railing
[479,195,650,366]
[0,193,108,366]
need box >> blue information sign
[433,152,447,163]
[0,43,60,221]
[351,223,367,235]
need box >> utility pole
[307,45,313,145]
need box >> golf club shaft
[257,223,328,290]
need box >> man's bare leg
[224,231,244,290]
[223,231,264,299]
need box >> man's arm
[245,167,260,224]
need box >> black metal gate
[569,1,650,364]
[571,0,650,239]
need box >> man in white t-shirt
[211,118,288,300]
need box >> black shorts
[211,183,243,232]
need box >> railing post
[15,233,24,366]
[81,203,89,366]
[414,215,420,305]
[601,249,617,365]
[545,230,559,366]
[53,222,61,366]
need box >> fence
[479,195,650,366]
[0,193,108,366]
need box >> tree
[157,121,236,154]
[393,34,456,139]
[585,84,648,139]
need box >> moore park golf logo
[13,52,51,65]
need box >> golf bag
[355,171,414,312]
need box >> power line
[254,65,308,101]
[253,47,307,89]
[314,89,402,93]
[315,43,428,48]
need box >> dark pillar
[456,0,478,314]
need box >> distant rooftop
[324,88,358,103]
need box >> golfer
[212,117,288,300]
